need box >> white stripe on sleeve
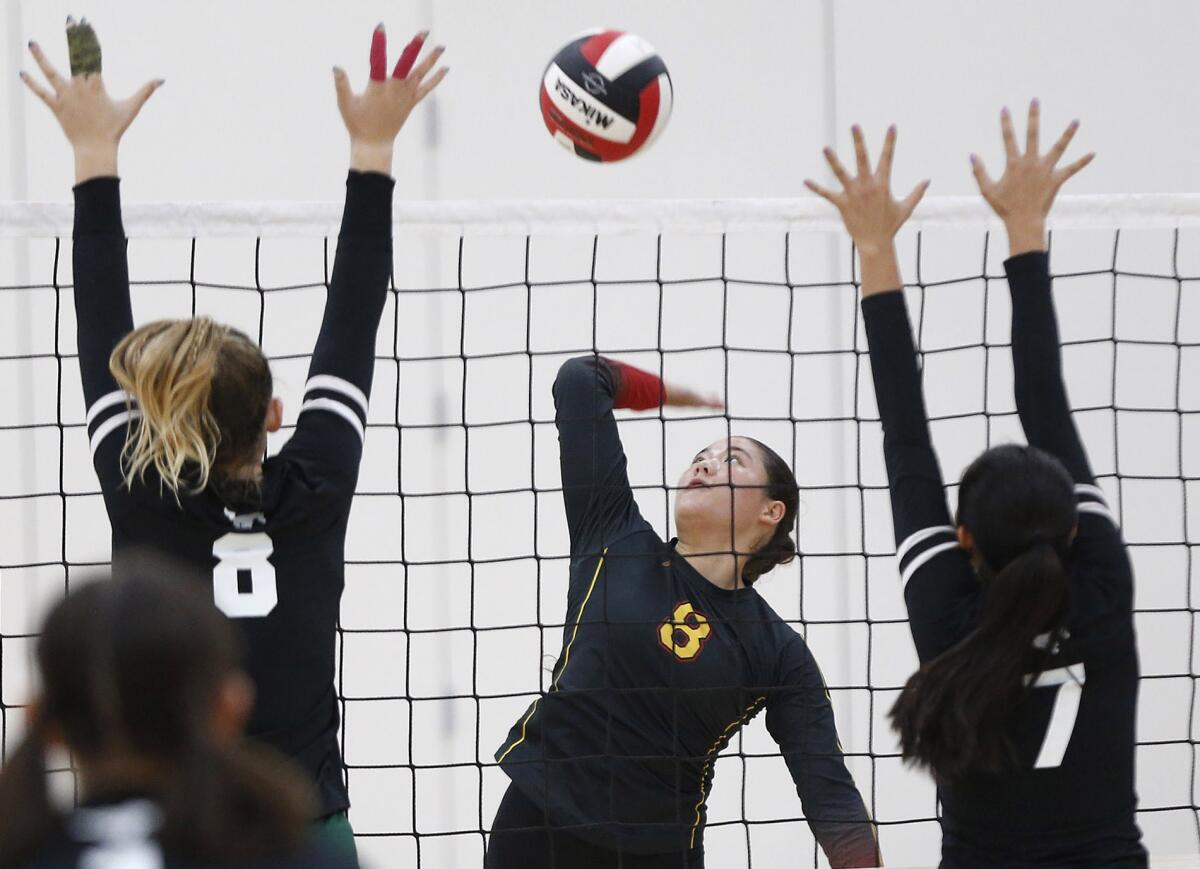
[1076,500,1119,527]
[901,540,962,589]
[896,525,956,564]
[305,375,368,419]
[90,410,141,458]
[299,398,365,442]
[86,390,136,426]
[1075,483,1108,504]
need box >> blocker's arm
[969,101,1096,485]
[22,21,161,477]
[809,125,976,662]
[281,26,446,494]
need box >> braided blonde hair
[109,318,272,495]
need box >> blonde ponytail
[109,318,272,497]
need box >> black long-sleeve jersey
[862,252,1147,868]
[20,796,356,868]
[74,173,393,818]
[494,356,879,865]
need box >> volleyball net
[0,195,1197,868]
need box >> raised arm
[22,20,161,472]
[807,128,977,662]
[554,356,720,553]
[970,101,1096,484]
[281,27,446,490]
[765,638,880,868]
[971,103,1129,589]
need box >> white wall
[2,2,1198,868]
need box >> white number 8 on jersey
[212,531,278,618]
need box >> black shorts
[485,784,704,869]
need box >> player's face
[674,436,778,546]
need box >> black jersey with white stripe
[73,173,394,817]
[494,356,879,865]
[862,252,1146,867]
[21,797,356,868]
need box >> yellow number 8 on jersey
[658,601,712,661]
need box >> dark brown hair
[0,566,314,867]
[889,444,1076,781]
[109,318,272,500]
[741,438,801,586]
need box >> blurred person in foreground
[0,566,358,869]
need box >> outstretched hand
[663,383,724,411]
[806,126,929,296]
[334,25,448,175]
[971,101,1094,257]
[806,126,929,258]
[20,17,163,183]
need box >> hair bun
[743,531,798,586]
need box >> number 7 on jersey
[1029,663,1086,769]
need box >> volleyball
[539,29,673,162]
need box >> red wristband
[610,360,664,411]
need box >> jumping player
[807,106,1146,866]
[20,18,447,862]
[0,567,358,868]
[488,359,880,867]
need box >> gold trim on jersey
[689,695,767,848]
[496,549,607,764]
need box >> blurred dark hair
[741,438,801,586]
[890,444,1077,781]
[0,560,314,867]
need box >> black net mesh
[0,219,1197,867]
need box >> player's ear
[210,671,254,747]
[265,397,283,433]
[956,525,974,552]
[762,498,786,527]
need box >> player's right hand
[971,100,1094,257]
[20,18,162,157]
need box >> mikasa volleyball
[540,29,673,162]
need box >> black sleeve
[1006,251,1131,602]
[73,177,137,492]
[1007,251,1093,484]
[553,355,642,555]
[277,171,394,495]
[861,291,978,663]
[765,637,880,868]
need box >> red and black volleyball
[540,29,673,162]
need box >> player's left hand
[334,25,448,173]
